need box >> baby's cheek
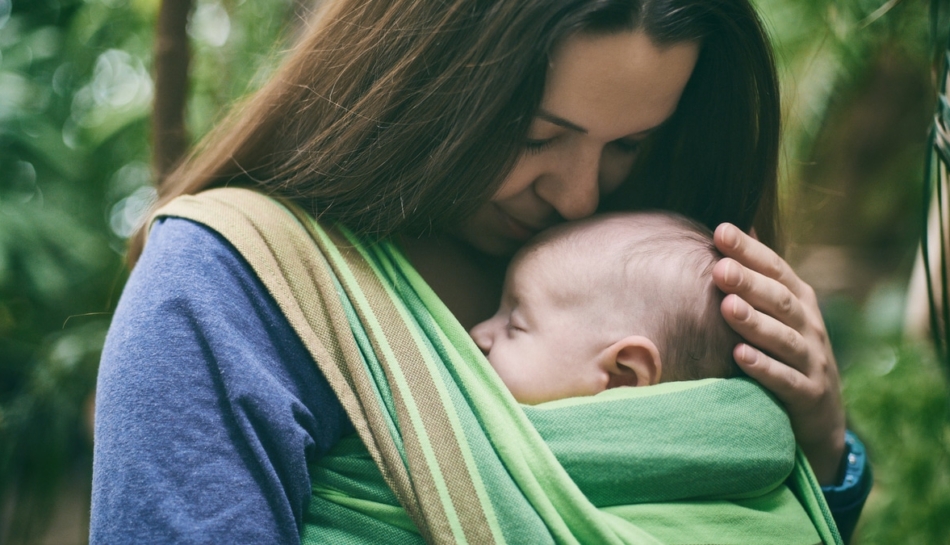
[488,354,518,389]
[489,355,532,403]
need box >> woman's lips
[496,206,542,241]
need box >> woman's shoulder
[105,217,354,457]
[93,216,353,542]
[106,216,352,433]
[131,216,250,300]
[124,215,301,324]
[111,216,348,422]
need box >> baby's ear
[605,336,662,388]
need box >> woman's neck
[399,234,507,331]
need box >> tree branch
[152,0,194,184]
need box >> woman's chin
[453,221,523,258]
[454,203,542,258]
[460,230,523,258]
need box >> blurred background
[0,0,947,543]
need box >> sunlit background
[0,0,947,543]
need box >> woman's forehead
[542,30,699,141]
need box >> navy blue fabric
[91,218,352,544]
[820,431,872,544]
[90,217,869,543]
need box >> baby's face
[469,248,615,404]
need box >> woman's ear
[603,336,662,388]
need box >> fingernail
[733,298,751,320]
[737,344,757,365]
[723,261,740,287]
[722,224,740,250]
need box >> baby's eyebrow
[511,294,537,326]
[500,288,518,310]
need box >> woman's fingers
[720,294,809,371]
[731,342,809,404]
[714,223,807,296]
[714,258,808,332]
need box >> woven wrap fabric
[152,188,842,545]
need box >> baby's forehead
[509,214,710,301]
[509,242,581,290]
[515,216,659,270]
[509,233,624,306]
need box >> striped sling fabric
[152,188,841,545]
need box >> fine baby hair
[528,211,741,382]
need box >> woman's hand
[712,223,846,485]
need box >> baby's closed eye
[506,321,526,336]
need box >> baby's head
[469,212,740,404]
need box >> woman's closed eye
[524,137,556,155]
[526,136,641,157]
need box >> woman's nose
[536,146,601,221]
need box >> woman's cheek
[492,156,539,201]
[598,150,638,195]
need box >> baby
[470,211,740,404]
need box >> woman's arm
[91,218,352,544]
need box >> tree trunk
[152,0,194,184]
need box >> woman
[92,0,870,542]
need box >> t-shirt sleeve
[90,217,353,545]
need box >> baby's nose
[469,322,493,355]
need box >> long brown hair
[131,0,780,264]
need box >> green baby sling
[153,188,842,545]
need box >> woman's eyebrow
[535,109,666,138]
[629,121,667,138]
[536,109,588,133]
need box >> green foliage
[755,0,932,181]
[846,345,950,545]
[828,287,950,544]
[754,0,933,258]
[0,0,152,539]
[0,0,294,541]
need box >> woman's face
[457,31,699,256]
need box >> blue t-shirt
[90,218,869,544]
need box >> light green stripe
[389,247,595,543]
[532,378,722,410]
[275,205,408,463]
[792,448,843,545]
[309,224,469,544]
[356,236,504,542]
[364,241,506,543]
[389,244,662,545]
[329,271,408,464]
[367,243,553,542]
